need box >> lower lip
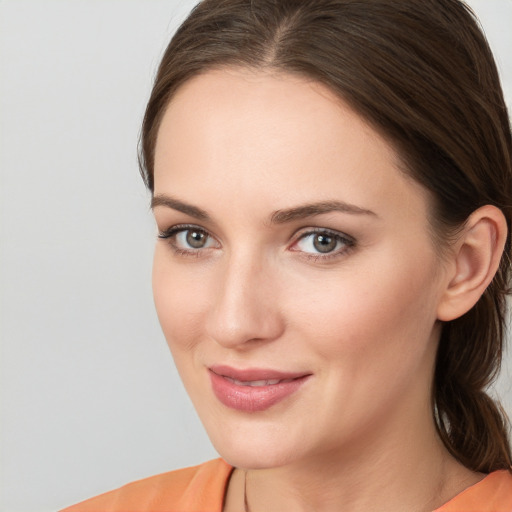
[209,371,310,412]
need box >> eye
[292,229,354,257]
[158,225,219,252]
[175,229,212,249]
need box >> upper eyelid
[158,224,351,236]
[292,226,354,243]
[158,223,212,237]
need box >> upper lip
[209,364,311,382]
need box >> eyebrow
[151,195,210,220]
[271,200,377,223]
[151,194,377,223]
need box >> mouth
[223,376,297,387]
[208,365,311,412]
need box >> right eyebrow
[151,194,210,221]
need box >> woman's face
[152,69,449,469]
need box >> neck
[225,406,482,512]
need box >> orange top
[61,459,512,512]
[60,459,233,512]
[435,470,512,512]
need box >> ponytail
[434,291,512,472]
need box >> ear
[437,205,508,322]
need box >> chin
[203,417,304,470]
[215,442,295,470]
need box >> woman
[62,0,512,510]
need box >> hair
[139,0,512,473]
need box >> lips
[209,365,311,412]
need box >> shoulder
[435,470,512,512]
[60,458,234,512]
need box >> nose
[205,253,285,349]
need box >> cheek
[289,248,441,364]
[285,250,442,438]
[152,248,211,352]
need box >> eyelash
[157,224,355,261]
[291,228,355,262]
[158,224,214,257]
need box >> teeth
[247,379,276,387]
[226,377,290,386]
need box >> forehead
[153,68,428,220]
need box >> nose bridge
[206,247,283,348]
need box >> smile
[209,366,311,412]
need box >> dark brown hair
[139,0,512,472]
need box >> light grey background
[0,1,511,511]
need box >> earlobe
[436,205,507,322]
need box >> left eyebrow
[270,200,377,224]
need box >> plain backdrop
[0,1,511,511]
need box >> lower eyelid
[298,243,355,263]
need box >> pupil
[187,230,206,248]
[313,234,336,253]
